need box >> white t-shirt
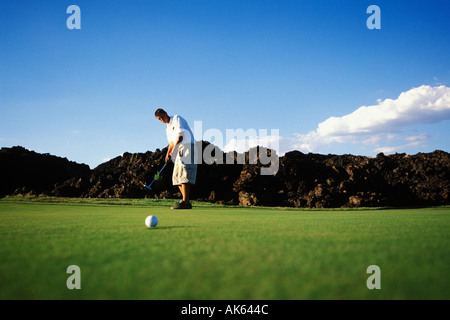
[166,114,195,147]
[166,115,198,164]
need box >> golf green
[0,197,449,300]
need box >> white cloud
[405,133,431,142]
[373,133,431,154]
[319,85,449,135]
[289,85,450,154]
[223,132,280,154]
[221,85,450,156]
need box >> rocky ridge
[1,144,449,208]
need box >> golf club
[139,162,167,191]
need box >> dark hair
[154,108,167,117]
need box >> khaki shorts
[172,144,197,185]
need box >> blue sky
[1,0,449,168]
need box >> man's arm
[165,134,184,163]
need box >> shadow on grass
[148,226,195,230]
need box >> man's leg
[178,184,190,204]
[172,184,191,209]
[182,183,190,204]
[178,185,183,201]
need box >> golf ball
[145,215,158,228]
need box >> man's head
[155,108,170,124]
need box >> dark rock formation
[1,145,449,208]
[269,150,450,208]
[0,146,90,197]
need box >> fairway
[0,198,449,300]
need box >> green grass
[0,197,449,300]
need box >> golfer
[155,108,197,209]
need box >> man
[155,108,197,209]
